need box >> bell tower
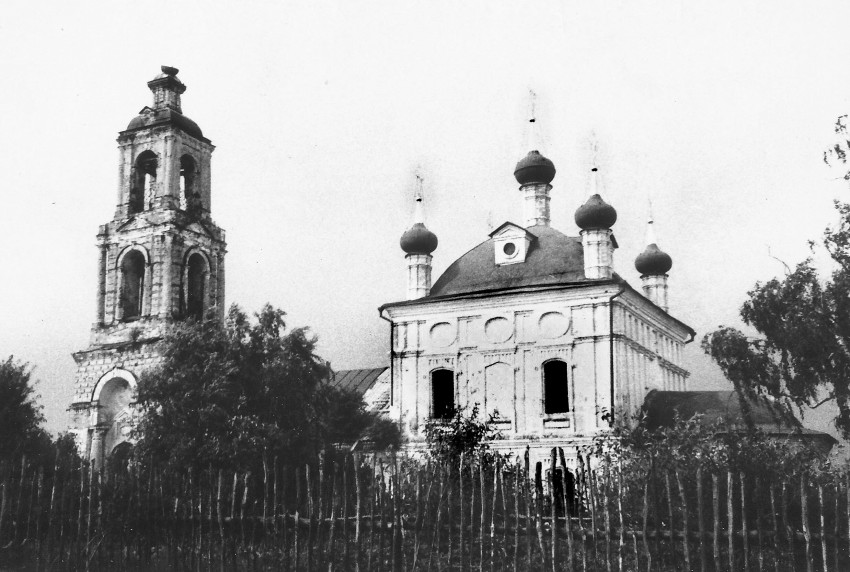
[69,66,227,466]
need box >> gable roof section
[488,221,534,239]
[330,368,388,397]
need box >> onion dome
[575,194,617,230]
[635,243,672,275]
[514,150,556,185]
[400,223,438,255]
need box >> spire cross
[413,173,425,224]
[646,198,658,246]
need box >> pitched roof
[330,368,388,397]
[642,390,797,429]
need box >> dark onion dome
[514,150,556,185]
[400,223,438,255]
[575,193,617,230]
[635,243,673,275]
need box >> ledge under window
[542,413,571,429]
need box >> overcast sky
[2,1,849,440]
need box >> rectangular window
[543,360,569,414]
[431,369,455,420]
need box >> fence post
[676,469,692,572]
[367,455,376,572]
[559,448,575,572]
[524,449,532,570]
[602,463,612,572]
[833,483,839,572]
[353,453,362,572]
[740,471,749,572]
[513,458,521,572]
[768,482,779,572]
[712,472,720,572]
[755,478,764,572]
[481,460,487,572]
[492,458,500,572]
[548,449,557,572]
[801,475,813,572]
[781,482,796,572]
[392,453,402,572]
[728,470,735,572]
[818,484,828,572]
[588,459,599,569]
[642,476,651,572]
[328,461,339,572]
[664,471,676,570]
[576,453,587,572]
[294,467,301,571]
[343,455,350,571]
[697,466,706,572]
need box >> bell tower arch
[70,66,227,465]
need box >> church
[68,67,833,466]
[68,67,227,466]
[377,149,694,466]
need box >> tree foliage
[0,357,52,460]
[0,357,78,467]
[702,197,850,438]
[135,304,400,471]
[424,404,501,465]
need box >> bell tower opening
[180,154,201,213]
[120,250,145,320]
[184,252,209,320]
[130,151,157,214]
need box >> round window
[503,242,517,256]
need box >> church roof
[642,390,835,441]
[124,107,206,141]
[330,368,388,396]
[428,224,598,298]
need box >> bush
[424,404,501,466]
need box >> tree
[319,384,403,450]
[134,304,398,471]
[0,357,52,461]
[702,199,850,438]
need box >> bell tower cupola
[117,66,213,218]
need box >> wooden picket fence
[0,448,848,571]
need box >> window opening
[543,360,569,414]
[185,253,208,320]
[120,250,145,320]
[431,369,455,420]
[179,155,200,213]
[130,152,157,214]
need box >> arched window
[130,151,157,214]
[431,369,455,420]
[543,360,569,414]
[98,377,132,426]
[184,252,209,320]
[108,442,134,475]
[120,250,145,320]
[179,154,201,213]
